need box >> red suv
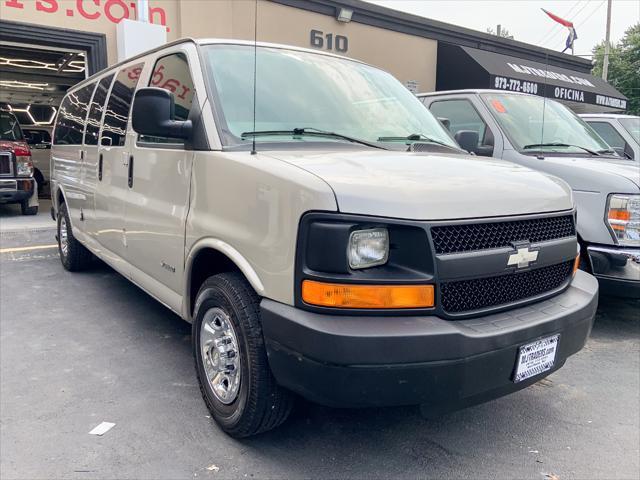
[0,110,37,215]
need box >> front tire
[193,272,293,438]
[57,202,92,271]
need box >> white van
[580,114,639,162]
[51,39,598,437]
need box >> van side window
[429,99,489,146]
[53,82,96,145]
[84,74,115,146]
[101,63,144,147]
[587,122,627,151]
[139,53,195,145]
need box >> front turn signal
[573,252,581,276]
[301,280,435,309]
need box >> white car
[580,114,639,161]
[51,39,597,437]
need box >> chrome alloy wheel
[59,216,69,257]
[200,307,241,404]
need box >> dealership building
[0,0,628,126]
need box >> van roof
[67,38,371,93]
[579,113,639,120]
[417,89,535,98]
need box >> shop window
[139,53,195,145]
[101,63,144,147]
[53,82,96,145]
[429,99,490,146]
[587,122,627,151]
[84,74,115,146]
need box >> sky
[366,0,640,60]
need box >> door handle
[98,153,103,181]
[127,155,134,188]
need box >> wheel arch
[184,238,265,321]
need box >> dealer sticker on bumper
[514,334,560,383]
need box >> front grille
[0,153,12,176]
[441,261,574,313]
[431,215,575,254]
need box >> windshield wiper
[522,142,601,156]
[597,148,617,155]
[377,133,464,152]
[240,127,387,150]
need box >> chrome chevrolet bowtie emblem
[508,246,539,269]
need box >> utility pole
[602,0,612,80]
[496,24,502,37]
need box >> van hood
[265,149,573,220]
[534,156,640,191]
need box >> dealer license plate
[513,334,559,383]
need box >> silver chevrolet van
[419,90,640,298]
[51,39,597,437]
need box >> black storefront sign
[436,44,628,111]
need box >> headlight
[16,155,33,177]
[348,228,389,269]
[607,194,640,246]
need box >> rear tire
[20,200,38,216]
[193,272,293,438]
[57,202,92,271]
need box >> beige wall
[1,0,436,91]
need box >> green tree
[592,23,640,115]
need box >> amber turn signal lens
[608,209,631,221]
[573,253,581,275]
[301,280,435,309]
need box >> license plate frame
[513,334,560,383]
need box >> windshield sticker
[491,99,507,113]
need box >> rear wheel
[57,202,92,271]
[20,200,38,216]
[193,272,293,438]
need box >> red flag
[542,8,574,28]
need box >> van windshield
[0,112,24,141]
[203,44,457,149]
[480,92,610,155]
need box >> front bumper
[0,178,34,204]
[587,245,640,298]
[261,270,598,411]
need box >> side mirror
[131,87,192,139]
[454,130,479,154]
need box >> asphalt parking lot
[1,206,639,480]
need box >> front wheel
[193,272,293,438]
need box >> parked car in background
[0,110,38,215]
[51,40,598,438]
[418,90,640,298]
[580,114,639,161]
[22,126,52,196]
